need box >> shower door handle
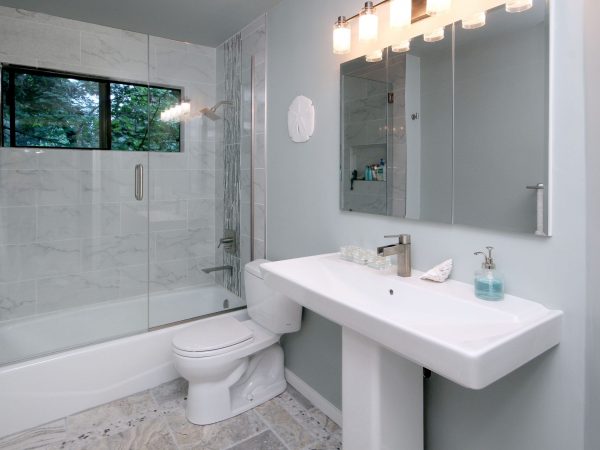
[134,164,144,201]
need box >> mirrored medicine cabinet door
[340,1,550,236]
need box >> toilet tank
[244,260,302,334]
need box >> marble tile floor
[0,379,342,450]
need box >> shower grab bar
[526,183,544,235]
[250,54,255,261]
[134,164,144,201]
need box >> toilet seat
[173,316,254,358]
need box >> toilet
[172,259,302,425]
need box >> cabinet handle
[134,164,144,201]
[526,183,544,235]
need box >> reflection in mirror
[341,55,389,215]
[397,28,453,224]
[340,1,549,236]
[340,29,453,224]
[453,3,548,234]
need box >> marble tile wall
[0,7,218,330]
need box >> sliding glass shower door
[0,11,266,366]
[146,35,245,328]
[0,148,151,366]
[0,31,152,365]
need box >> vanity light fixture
[426,0,451,16]
[365,48,384,62]
[424,26,445,42]
[505,0,533,13]
[392,39,411,53]
[333,0,534,60]
[332,0,428,59]
[390,0,412,29]
[333,16,352,54]
[462,11,486,29]
[359,2,379,43]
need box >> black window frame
[1,64,182,151]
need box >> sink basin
[262,253,562,449]
[261,253,562,390]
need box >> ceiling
[0,0,280,47]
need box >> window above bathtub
[1,65,182,152]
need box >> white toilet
[172,259,302,425]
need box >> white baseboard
[284,368,342,427]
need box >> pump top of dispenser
[474,247,496,270]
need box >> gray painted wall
[267,1,587,449]
[584,0,600,448]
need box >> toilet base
[186,344,286,425]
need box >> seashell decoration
[420,259,453,283]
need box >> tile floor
[0,379,342,450]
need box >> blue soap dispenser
[473,246,504,301]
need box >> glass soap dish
[368,255,392,271]
[340,245,359,261]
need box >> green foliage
[111,83,180,152]
[1,68,181,152]
[7,72,100,148]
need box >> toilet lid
[172,316,253,352]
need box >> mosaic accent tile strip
[222,33,242,297]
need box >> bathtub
[0,284,247,438]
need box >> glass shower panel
[240,17,267,297]
[0,28,151,366]
[147,36,245,328]
[145,17,266,328]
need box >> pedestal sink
[261,254,562,450]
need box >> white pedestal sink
[261,254,562,450]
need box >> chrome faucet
[202,265,233,274]
[377,234,412,277]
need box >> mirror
[340,2,550,236]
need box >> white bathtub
[0,284,247,438]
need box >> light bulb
[365,49,383,63]
[426,0,451,16]
[180,102,191,115]
[424,27,445,42]
[462,11,486,29]
[392,40,411,53]
[506,0,533,13]
[333,16,351,54]
[390,0,412,29]
[174,105,183,120]
[359,2,378,43]
[160,111,168,122]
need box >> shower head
[200,107,222,121]
[200,100,232,121]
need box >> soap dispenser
[473,246,504,301]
